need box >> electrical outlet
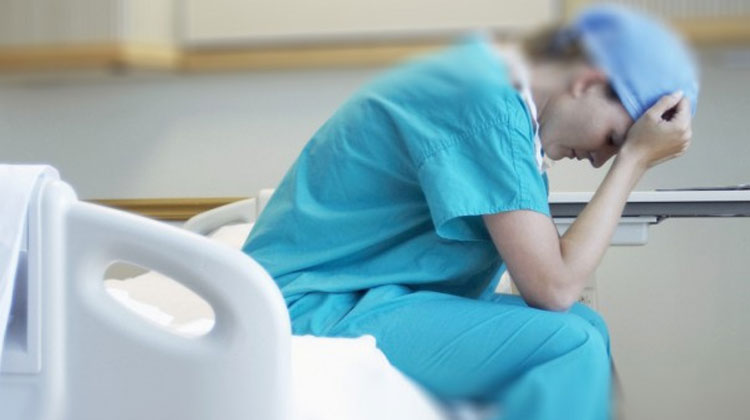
[578,287,597,310]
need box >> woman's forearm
[558,153,647,292]
[553,94,690,306]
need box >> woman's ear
[570,67,609,98]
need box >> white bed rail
[183,198,257,235]
[0,179,291,420]
[183,188,276,235]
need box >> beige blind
[564,0,750,44]
[566,0,750,19]
[0,0,119,47]
[182,0,557,47]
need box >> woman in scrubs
[244,5,699,420]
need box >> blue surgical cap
[571,4,700,119]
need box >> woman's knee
[555,314,611,389]
[500,315,612,419]
[508,309,606,360]
[486,293,611,358]
[567,302,611,355]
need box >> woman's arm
[483,92,692,311]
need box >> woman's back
[243,35,550,302]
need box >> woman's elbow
[538,295,577,312]
[522,280,579,312]
[526,296,574,312]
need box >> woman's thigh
[324,286,611,402]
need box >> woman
[244,5,698,420]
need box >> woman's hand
[619,91,692,169]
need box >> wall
[1,46,748,419]
[0,66,379,198]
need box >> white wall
[0,67,382,199]
[1,47,749,419]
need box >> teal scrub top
[243,35,550,302]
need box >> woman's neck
[528,59,575,121]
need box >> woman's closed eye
[605,84,619,102]
[608,131,625,149]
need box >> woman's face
[538,71,634,168]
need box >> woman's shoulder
[349,35,530,130]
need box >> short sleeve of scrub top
[366,36,550,242]
[243,34,551,300]
[414,91,550,241]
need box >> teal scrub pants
[288,285,612,420]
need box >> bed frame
[0,179,291,420]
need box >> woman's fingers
[621,91,694,169]
[657,96,692,134]
[673,98,693,143]
[646,91,684,121]
[673,97,692,128]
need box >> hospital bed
[0,178,293,420]
[2,176,749,420]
